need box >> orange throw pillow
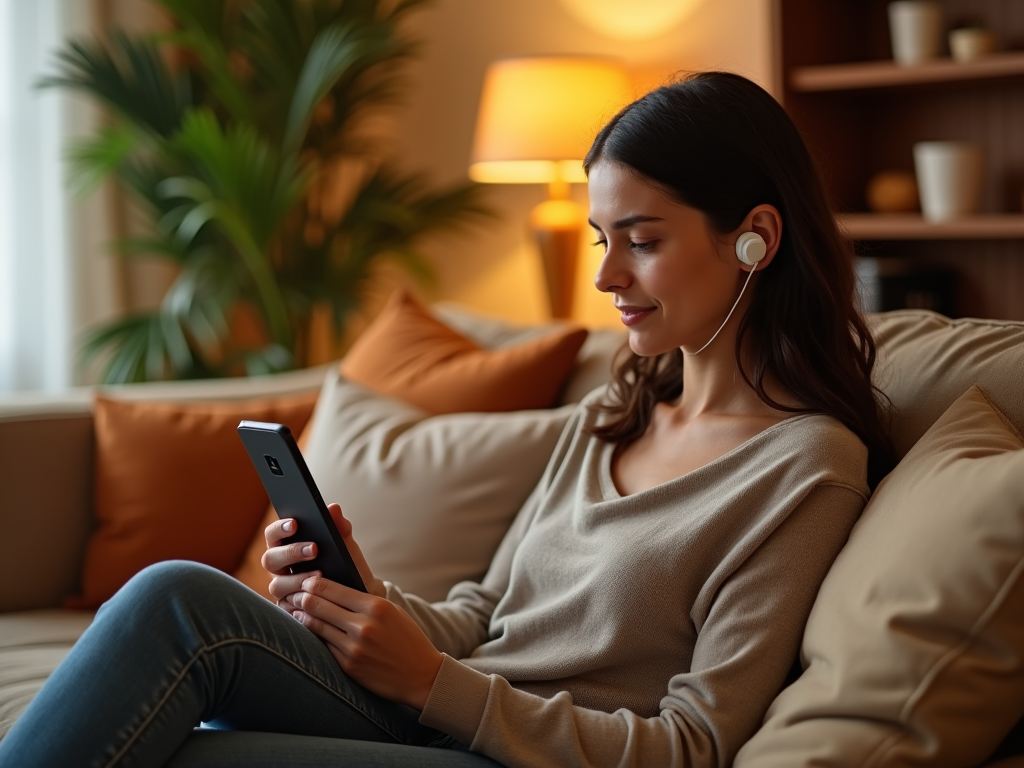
[69,391,318,608]
[340,290,588,414]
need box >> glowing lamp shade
[469,58,631,186]
[469,57,630,319]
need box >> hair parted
[584,71,895,489]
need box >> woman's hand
[263,503,386,608]
[288,576,444,710]
[261,505,441,708]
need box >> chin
[627,330,678,358]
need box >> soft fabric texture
[869,310,1024,457]
[233,370,576,602]
[0,610,94,739]
[736,386,1024,767]
[340,290,588,414]
[72,392,317,608]
[380,388,869,767]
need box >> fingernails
[302,544,314,557]
[282,520,294,533]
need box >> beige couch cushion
[870,311,1024,458]
[0,610,94,739]
[260,369,577,602]
[736,386,1024,767]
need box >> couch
[1,306,1023,766]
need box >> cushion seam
[975,387,1024,444]
[866,552,1024,767]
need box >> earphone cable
[683,264,758,357]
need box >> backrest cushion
[340,290,588,414]
[735,386,1024,766]
[69,391,317,608]
[869,310,1024,458]
[234,369,575,602]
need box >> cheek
[647,250,723,309]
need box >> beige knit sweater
[385,390,869,767]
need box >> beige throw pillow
[868,310,1024,459]
[736,386,1024,767]
[245,369,575,602]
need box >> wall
[75,0,777,370]
[379,0,777,330]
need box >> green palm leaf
[54,0,492,383]
[38,31,189,138]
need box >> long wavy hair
[585,72,894,489]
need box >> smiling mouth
[617,306,655,326]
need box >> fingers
[261,539,318,576]
[327,503,352,538]
[290,586,370,645]
[269,570,319,602]
[300,574,373,614]
[265,517,296,548]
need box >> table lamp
[469,57,631,318]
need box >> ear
[736,204,783,272]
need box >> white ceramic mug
[888,1,944,65]
[913,142,985,221]
[949,27,997,62]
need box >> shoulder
[768,413,870,501]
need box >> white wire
[683,264,758,357]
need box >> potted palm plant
[42,0,489,382]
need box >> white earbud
[684,232,767,357]
[735,231,767,267]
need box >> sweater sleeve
[418,482,867,768]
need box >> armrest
[0,406,95,612]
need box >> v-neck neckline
[599,412,821,500]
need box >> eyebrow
[588,214,664,231]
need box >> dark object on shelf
[856,257,957,315]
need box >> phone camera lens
[264,455,284,476]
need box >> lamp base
[530,199,584,319]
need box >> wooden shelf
[791,50,1024,92]
[838,214,1024,240]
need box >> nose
[594,246,631,294]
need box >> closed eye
[631,240,657,252]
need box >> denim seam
[103,636,405,767]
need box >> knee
[107,560,238,616]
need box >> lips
[617,305,656,326]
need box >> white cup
[913,142,985,221]
[888,2,944,65]
[949,27,997,62]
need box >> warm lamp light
[470,57,631,318]
[557,0,706,41]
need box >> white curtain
[0,0,120,392]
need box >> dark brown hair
[585,72,894,489]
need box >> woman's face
[589,161,746,357]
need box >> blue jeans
[0,561,503,768]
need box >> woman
[0,72,894,767]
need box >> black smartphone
[237,420,366,592]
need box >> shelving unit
[838,214,1024,240]
[791,50,1024,92]
[777,0,1024,320]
